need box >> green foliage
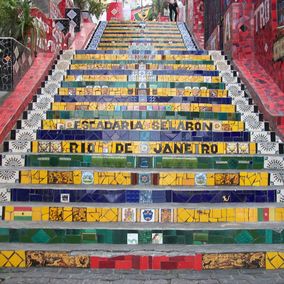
[74,0,105,18]
[0,0,38,50]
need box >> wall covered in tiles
[31,8,69,52]
[186,0,205,47]
[0,38,33,91]
[0,250,284,270]
[254,0,284,91]
[199,0,284,91]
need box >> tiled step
[2,203,284,223]
[1,21,283,271]
[1,153,283,170]
[0,169,283,187]
[5,188,279,203]
[1,243,283,270]
[4,140,284,155]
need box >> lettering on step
[254,0,270,33]
[69,142,219,154]
[62,120,214,131]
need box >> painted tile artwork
[0,19,283,271]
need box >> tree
[74,0,105,18]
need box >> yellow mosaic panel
[64,75,127,82]
[73,54,212,61]
[58,87,227,97]
[31,141,257,155]
[239,172,269,186]
[0,251,26,268]
[98,42,185,47]
[266,252,284,270]
[176,208,259,223]
[97,47,188,51]
[157,75,221,83]
[51,102,235,113]
[18,171,271,186]
[70,63,216,71]
[4,206,284,223]
[93,172,131,185]
[64,75,221,83]
[42,119,244,132]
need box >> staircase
[0,21,284,270]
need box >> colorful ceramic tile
[127,233,138,245]
[202,253,265,270]
[26,251,89,268]
[0,251,26,268]
[140,209,155,223]
[266,252,284,270]
[152,233,163,244]
[159,209,173,223]
[122,208,136,222]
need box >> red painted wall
[193,0,284,91]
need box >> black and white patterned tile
[0,170,18,184]
[25,111,46,121]
[65,8,81,32]
[7,140,31,153]
[277,190,284,202]
[1,154,25,167]
[177,23,197,51]
[14,130,37,142]
[87,21,107,50]
[0,188,10,202]
[54,18,70,35]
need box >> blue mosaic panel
[87,21,107,50]
[10,189,276,203]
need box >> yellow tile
[100,208,118,222]
[41,207,49,221]
[199,210,209,222]
[248,208,258,222]
[4,206,14,221]
[32,207,42,221]
[73,170,82,185]
[266,252,284,269]
[87,208,100,222]
[31,141,38,153]
[269,208,275,221]
[177,208,193,223]
[20,171,31,184]
[63,207,73,222]
[275,208,284,221]
[0,251,26,267]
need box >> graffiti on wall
[254,0,270,32]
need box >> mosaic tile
[0,251,26,268]
[266,252,284,270]
[202,253,265,269]
[26,251,89,268]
